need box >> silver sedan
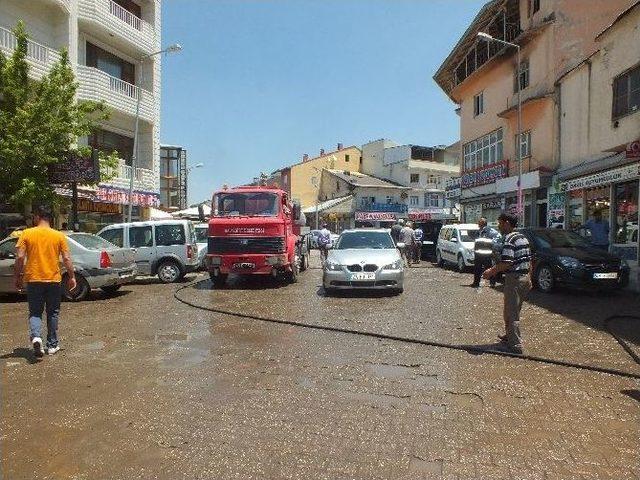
[323,229,404,294]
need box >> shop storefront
[354,211,399,228]
[459,160,508,224]
[559,158,639,261]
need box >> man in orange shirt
[14,206,76,358]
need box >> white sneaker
[47,346,60,355]
[32,337,44,357]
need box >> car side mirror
[450,237,458,243]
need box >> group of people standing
[390,219,423,267]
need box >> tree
[0,21,118,210]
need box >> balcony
[78,0,156,55]
[104,159,156,192]
[0,26,61,81]
[38,0,71,12]
[360,203,408,213]
[76,65,154,123]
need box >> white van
[435,224,480,272]
[97,219,199,283]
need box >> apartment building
[0,0,162,230]
[557,2,639,286]
[159,145,188,211]
[361,139,460,222]
[434,0,633,227]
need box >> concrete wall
[290,146,361,209]
[560,4,640,168]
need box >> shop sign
[461,160,508,189]
[96,187,160,207]
[560,163,639,192]
[626,141,640,159]
[547,192,566,228]
[49,150,100,184]
[355,211,398,221]
[77,198,120,214]
[481,199,503,210]
[445,177,461,199]
[409,208,453,221]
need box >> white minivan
[97,219,199,283]
[435,224,480,272]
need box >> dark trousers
[473,255,494,286]
[27,282,62,348]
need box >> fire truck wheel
[287,260,299,284]
[210,272,227,288]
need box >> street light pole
[127,44,182,223]
[477,32,523,227]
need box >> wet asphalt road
[1,252,639,480]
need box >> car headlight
[558,256,582,269]
[325,261,342,271]
[383,259,403,270]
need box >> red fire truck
[206,186,309,287]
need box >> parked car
[519,228,630,293]
[97,220,199,283]
[435,223,480,272]
[0,232,137,301]
[194,222,209,270]
[323,229,404,294]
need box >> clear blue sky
[160,0,486,204]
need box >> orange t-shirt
[15,226,69,283]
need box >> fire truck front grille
[208,236,285,254]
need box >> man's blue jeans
[26,282,62,348]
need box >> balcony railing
[108,0,141,30]
[103,159,155,192]
[0,26,61,80]
[360,203,408,213]
[120,164,144,181]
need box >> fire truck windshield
[214,192,280,217]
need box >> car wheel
[210,272,227,288]
[100,285,121,295]
[394,287,404,295]
[63,274,89,301]
[535,265,555,293]
[457,254,466,273]
[157,260,182,283]
[436,250,444,267]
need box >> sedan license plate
[593,272,618,279]
[350,272,376,281]
[233,262,255,270]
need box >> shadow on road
[317,287,401,299]
[193,275,289,291]
[0,347,39,364]
[621,389,640,403]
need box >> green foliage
[0,21,117,209]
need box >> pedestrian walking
[399,221,416,267]
[390,219,404,245]
[14,206,76,358]
[584,209,610,251]
[482,212,531,354]
[317,223,332,265]
[471,217,500,287]
[413,225,423,265]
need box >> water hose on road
[174,280,640,380]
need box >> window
[345,154,350,162]
[612,65,640,119]
[99,228,124,247]
[89,129,134,164]
[463,128,503,171]
[155,224,186,246]
[410,173,420,183]
[515,130,532,158]
[473,92,484,116]
[113,0,141,18]
[129,226,153,248]
[361,196,375,206]
[410,196,419,206]
[425,193,440,207]
[359,156,363,165]
[515,60,530,92]
[86,42,135,84]
[0,238,17,258]
[386,196,394,204]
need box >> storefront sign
[49,150,100,184]
[445,177,461,199]
[461,160,508,189]
[96,187,160,207]
[481,199,503,210]
[560,163,639,192]
[409,208,453,221]
[626,141,640,159]
[547,192,566,228]
[77,198,120,214]
[355,211,398,221]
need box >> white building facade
[0,0,162,228]
[361,139,461,222]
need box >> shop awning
[302,195,354,215]
[54,186,99,201]
[557,152,631,180]
[149,208,174,220]
[171,204,212,218]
